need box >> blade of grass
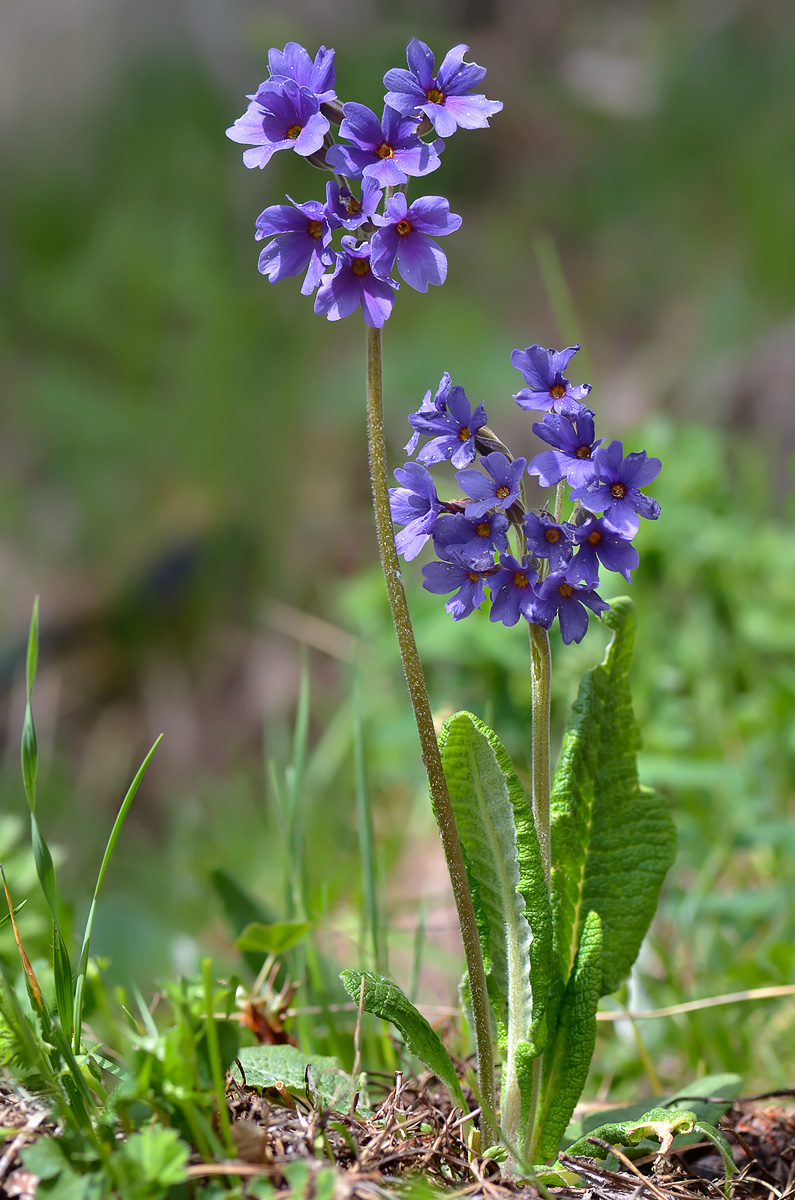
[533,232,594,382]
[202,959,234,1156]
[72,735,163,1052]
[286,648,310,920]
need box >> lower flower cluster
[389,344,661,644]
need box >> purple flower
[325,178,382,231]
[522,512,575,572]
[456,452,526,520]
[314,237,398,328]
[389,463,444,560]
[422,548,491,620]
[325,103,444,187]
[569,516,639,586]
[488,554,539,627]
[370,194,462,291]
[383,38,503,138]
[530,569,610,645]
[255,195,335,295]
[405,372,453,456]
[226,78,330,169]
[266,43,337,105]
[407,385,486,468]
[511,344,592,414]
[527,407,604,488]
[570,441,661,537]
[432,511,510,562]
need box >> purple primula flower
[488,554,539,627]
[325,103,444,187]
[527,407,604,488]
[511,344,592,414]
[456,451,526,520]
[422,547,492,620]
[407,385,486,468]
[570,441,661,537]
[389,462,444,560]
[530,569,610,645]
[522,512,575,572]
[383,38,503,138]
[432,511,510,563]
[370,193,462,291]
[569,515,639,585]
[314,237,398,328]
[226,77,330,169]
[405,372,452,455]
[255,195,335,295]
[266,43,337,104]
[325,178,382,230]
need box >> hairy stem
[528,623,552,895]
[366,326,497,1141]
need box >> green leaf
[694,1121,738,1193]
[550,597,676,998]
[236,921,312,955]
[232,1044,360,1112]
[565,1106,698,1157]
[339,970,466,1110]
[20,600,39,814]
[116,1125,190,1191]
[439,712,552,1055]
[565,1072,743,1143]
[532,910,602,1163]
[53,926,74,1040]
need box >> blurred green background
[1,0,794,1098]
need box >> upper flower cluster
[226,38,502,327]
[390,345,661,643]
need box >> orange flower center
[587,530,602,545]
[513,571,529,588]
[467,572,479,583]
[426,88,445,104]
[376,142,394,159]
[351,259,370,277]
[576,445,591,459]
[458,426,471,442]
[496,486,511,499]
[476,522,491,537]
[610,482,627,499]
[286,124,302,139]
[545,529,561,544]
[307,220,323,240]
[558,583,574,598]
[346,197,361,215]
[396,219,412,237]
[550,383,567,399]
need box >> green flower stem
[366,326,497,1142]
[528,622,552,895]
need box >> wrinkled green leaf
[565,1071,743,1143]
[532,910,602,1163]
[232,1043,359,1112]
[565,1106,697,1157]
[339,970,466,1110]
[550,598,676,999]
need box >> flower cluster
[390,345,661,644]
[226,39,501,327]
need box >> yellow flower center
[286,124,302,140]
[351,258,370,277]
[513,571,529,588]
[426,88,445,104]
[550,383,567,399]
[467,571,479,583]
[376,142,394,159]
[458,426,471,442]
[476,522,491,537]
[496,486,511,499]
[576,445,591,459]
[396,219,412,237]
[346,197,361,215]
[558,583,574,598]
[610,482,627,499]
[307,220,323,240]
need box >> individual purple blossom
[527,407,604,488]
[325,103,444,187]
[255,195,335,295]
[570,441,661,537]
[432,511,510,563]
[389,462,444,560]
[511,344,592,414]
[383,38,503,138]
[530,569,610,645]
[421,548,492,620]
[226,78,330,169]
[314,237,398,328]
[370,193,462,291]
[407,385,486,468]
[405,373,452,455]
[266,43,337,105]
[456,452,526,520]
[569,516,639,585]
[325,178,382,230]
[522,512,575,572]
[488,554,539,627]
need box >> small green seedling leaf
[339,970,466,1110]
[565,1107,697,1158]
[693,1121,738,1196]
[236,921,312,955]
[232,1044,361,1112]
